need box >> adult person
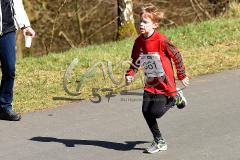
[0,0,35,121]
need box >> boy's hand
[181,76,189,87]
[125,76,134,85]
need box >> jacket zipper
[9,0,15,27]
[0,0,2,36]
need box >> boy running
[125,3,189,154]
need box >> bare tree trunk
[76,0,84,43]
[117,0,137,39]
[117,0,135,25]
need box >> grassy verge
[12,15,240,113]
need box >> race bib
[140,53,165,78]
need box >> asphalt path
[0,69,240,160]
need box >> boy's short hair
[140,3,164,27]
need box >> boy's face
[139,15,158,37]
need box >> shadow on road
[30,136,149,151]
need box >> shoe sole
[182,96,187,106]
[176,88,187,109]
[146,145,168,154]
[0,113,21,121]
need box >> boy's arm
[126,42,140,77]
[162,39,187,80]
[125,42,140,84]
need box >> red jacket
[126,31,187,96]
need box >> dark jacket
[0,0,30,36]
[0,0,16,36]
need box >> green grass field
[11,3,240,113]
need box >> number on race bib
[140,53,165,78]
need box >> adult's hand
[22,27,36,37]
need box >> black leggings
[142,91,171,140]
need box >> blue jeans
[0,32,16,111]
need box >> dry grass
[11,9,240,113]
[224,1,240,18]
